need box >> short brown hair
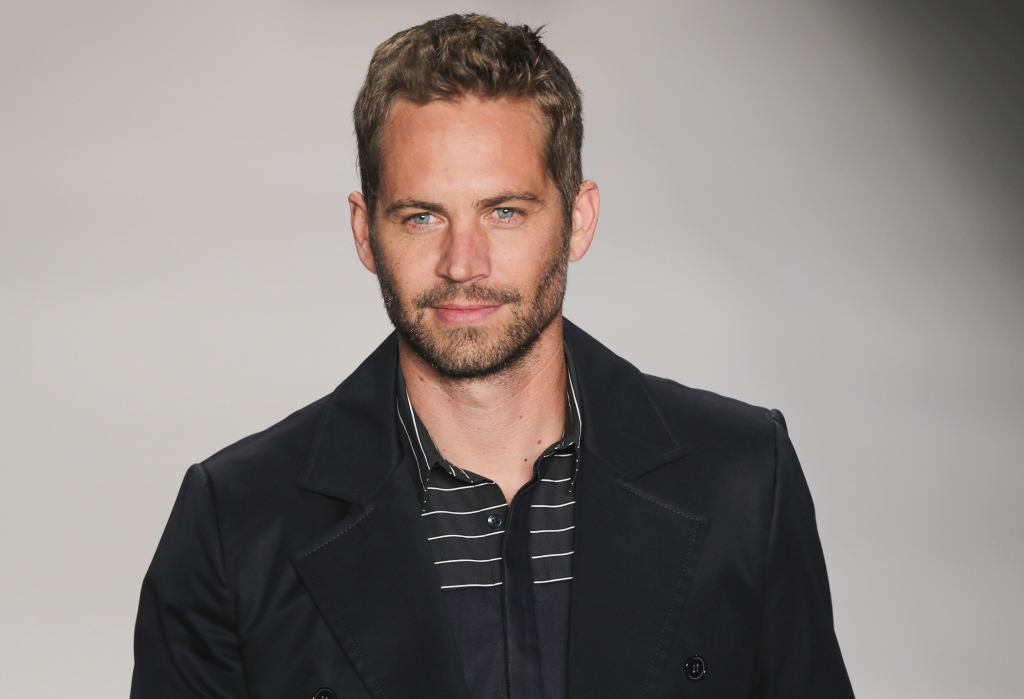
[354,14,583,225]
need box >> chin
[407,314,548,380]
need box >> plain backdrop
[2,1,1022,696]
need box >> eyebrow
[475,191,544,209]
[383,198,448,218]
[382,191,545,218]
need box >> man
[131,14,854,699]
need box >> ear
[349,191,377,274]
[568,180,600,262]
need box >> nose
[436,217,491,283]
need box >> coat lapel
[564,321,709,699]
[290,335,468,699]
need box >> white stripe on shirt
[421,503,507,516]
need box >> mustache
[414,282,522,309]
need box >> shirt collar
[395,343,583,508]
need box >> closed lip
[432,304,502,323]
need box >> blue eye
[410,213,432,225]
[495,208,516,220]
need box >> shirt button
[486,513,503,528]
[684,655,706,680]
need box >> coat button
[486,513,503,528]
[684,655,706,681]
[313,688,336,699]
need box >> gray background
[2,1,1022,696]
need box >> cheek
[496,230,563,283]
[378,237,440,294]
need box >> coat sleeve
[751,410,855,697]
[131,463,249,699]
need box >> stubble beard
[370,234,569,380]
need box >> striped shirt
[395,348,582,699]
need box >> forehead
[379,96,550,198]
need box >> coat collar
[296,333,403,504]
[296,318,689,504]
[561,319,690,477]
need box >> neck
[399,315,567,503]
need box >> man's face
[361,96,572,379]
